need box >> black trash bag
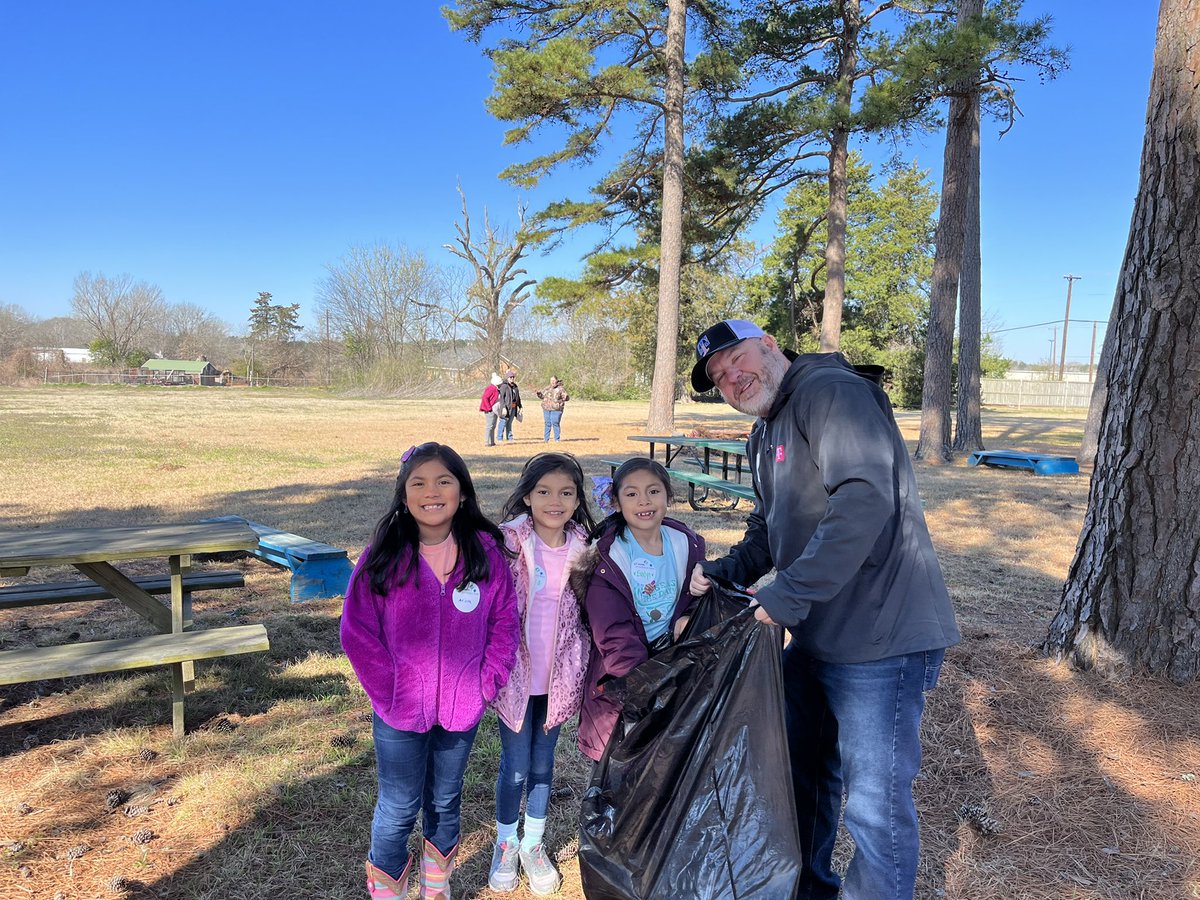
[579,582,802,899]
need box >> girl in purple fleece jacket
[341,442,519,900]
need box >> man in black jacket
[688,320,959,900]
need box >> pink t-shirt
[527,532,572,694]
[418,534,457,586]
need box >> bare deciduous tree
[70,272,165,364]
[444,184,536,374]
[0,303,33,359]
[317,243,458,369]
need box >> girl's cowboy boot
[365,856,411,899]
[419,839,458,899]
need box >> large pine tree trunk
[1078,313,1115,466]
[915,0,981,462]
[647,0,686,434]
[818,0,860,353]
[1044,0,1200,682]
[953,90,984,452]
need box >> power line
[985,318,1107,335]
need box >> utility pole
[1059,274,1081,380]
[1049,328,1057,379]
[1088,321,1098,383]
[324,310,331,388]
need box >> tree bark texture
[818,0,860,353]
[915,0,979,462]
[647,0,686,434]
[1044,0,1200,682]
[953,89,984,452]
[1079,304,1116,466]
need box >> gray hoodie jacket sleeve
[704,353,959,663]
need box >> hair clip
[401,442,436,464]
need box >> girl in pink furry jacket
[487,452,597,896]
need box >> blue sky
[0,2,1158,364]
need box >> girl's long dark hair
[588,457,675,542]
[361,442,510,595]
[500,452,597,534]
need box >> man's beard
[724,354,788,418]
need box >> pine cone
[106,789,131,810]
[958,802,1002,836]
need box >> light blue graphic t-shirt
[615,528,678,643]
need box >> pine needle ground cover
[0,387,1196,899]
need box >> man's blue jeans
[368,714,479,876]
[495,694,562,824]
[542,409,563,441]
[498,415,514,441]
[783,645,945,900]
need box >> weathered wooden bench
[967,450,1080,476]
[0,569,244,611]
[0,625,270,732]
[203,517,352,602]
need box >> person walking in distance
[481,373,502,447]
[687,320,960,900]
[498,371,523,443]
[535,375,570,442]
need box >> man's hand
[673,615,690,640]
[689,563,710,597]
[752,602,778,626]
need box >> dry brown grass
[1,387,1197,899]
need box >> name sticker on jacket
[775,444,786,462]
[453,582,481,613]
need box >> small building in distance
[139,358,222,386]
[427,346,521,384]
[30,348,92,365]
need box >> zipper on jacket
[433,572,445,728]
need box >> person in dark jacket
[497,370,523,442]
[688,320,960,900]
[570,457,707,762]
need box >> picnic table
[625,435,756,509]
[0,520,270,735]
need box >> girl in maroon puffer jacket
[570,457,707,763]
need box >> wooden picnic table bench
[0,569,244,611]
[967,449,1080,476]
[203,516,353,601]
[0,521,268,736]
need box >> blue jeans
[496,695,562,824]
[369,714,479,876]
[783,645,945,900]
[484,411,499,445]
[542,409,563,441]
[498,416,514,441]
